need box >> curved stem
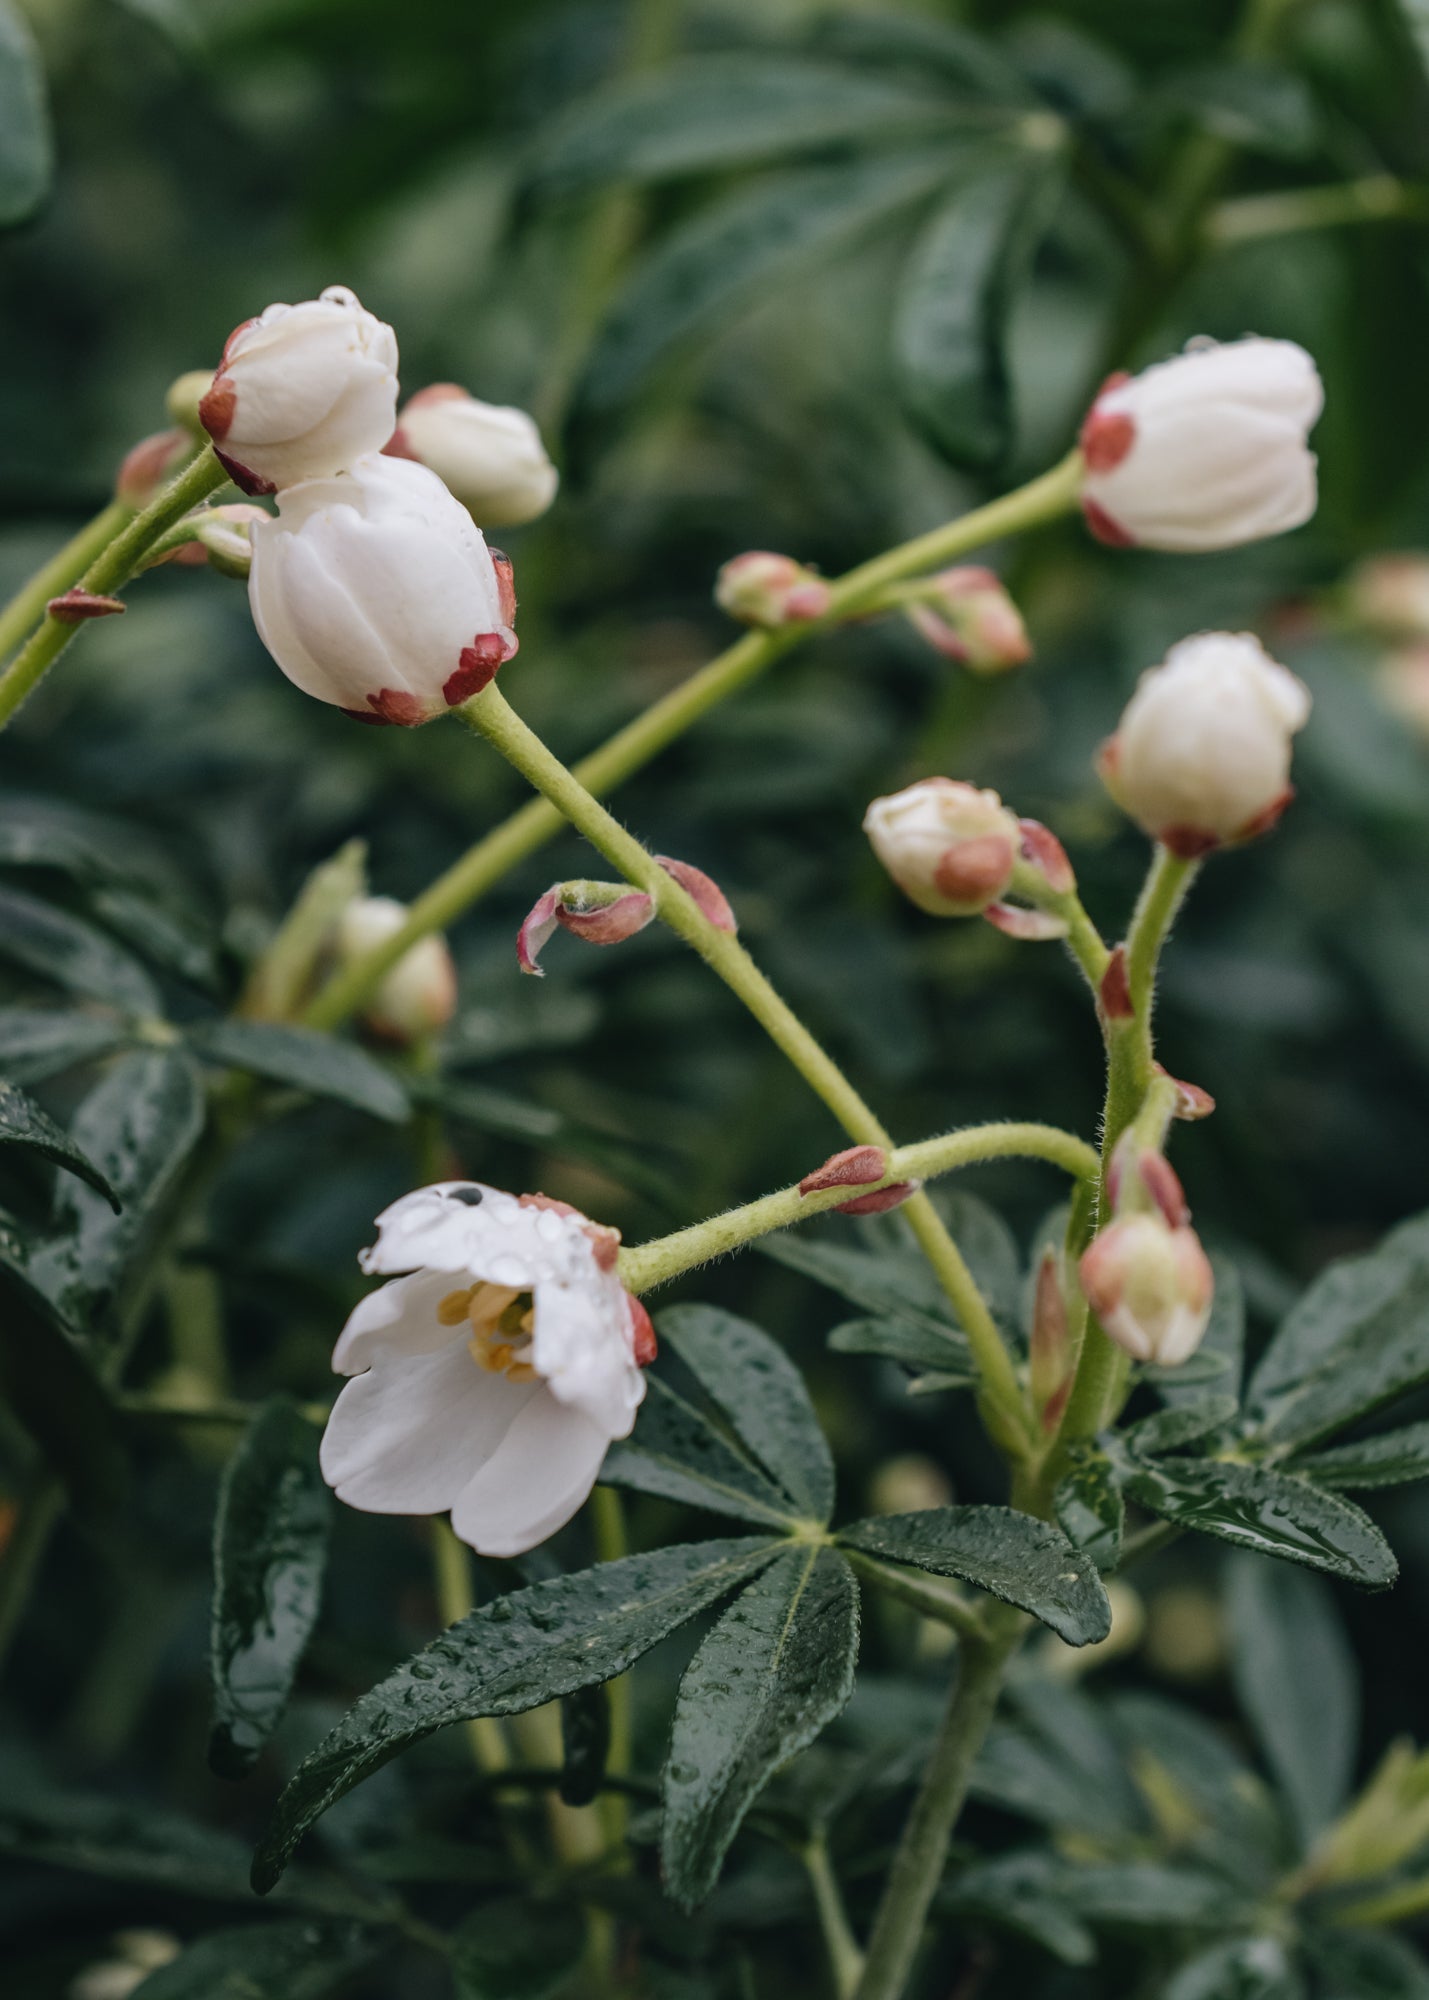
[0,499,133,663]
[1207,175,1429,248]
[301,453,1085,1034]
[843,1550,987,1643]
[0,447,228,728]
[805,1834,867,2000]
[458,684,1035,1456]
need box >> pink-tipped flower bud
[1347,555,1429,639]
[387,386,559,528]
[1099,632,1310,856]
[115,429,191,512]
[1079,338,1322,553]
[863,778,1020,917]
[1079,1213,1214,1367]
[199,285,399,493]
[247,454,518,724]
[715,551,832,628]
[336,896,457,1043]
[907,566,1031,674]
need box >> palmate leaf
[1119,1457,1397,1589]
[0,883,159,1015]
[972,1678,1145,1839]
[0,1078,120,1207]
[600,1374,803,1529]
[827,1314,976,1387]
[0,0,51,227]
[188,1019,408,1124]
[252,1538,782,1892]
[762,1231,970,1348]
[661,1546,859,1908]
[1054,1451,1124,1571]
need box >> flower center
[437,1282,539,1383]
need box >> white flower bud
[336,896,457,1042]
[248,454,518,725]
[1079,1212,1214,1367]
[1348,554,1429,638]
[907,566,1030,674]
[863,778,1020,917]
[199,285,399,493]
[1079,337,1322,552]
[390,386,558,527]
[1100,631,1311,855]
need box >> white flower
[199,285,399,493]
[1079,1212,1214,1367]
[1100,631,1311,853]
[319,1182,653,1556]
[1079,337,1323,553]
[336,896,457,1041]
[248,453,518,725]
[391,386,559,527]
[863,777,1020,917]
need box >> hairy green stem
[0,499,133,663]
[843,1550,987,1643]
[1207,174,1429,247]
[430,1520,514,1776]
[805,1834,867,2000]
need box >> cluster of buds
[517,857,736,975]
[1079,1136,1214,1367]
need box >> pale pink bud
[1155,1064,1216,1122]
[834,1179,919,1216]
[864,778,1019,918]
[518,883,655,976]
[336,896,457,1043]
[1099,632,1310,855]
[1018,818,1076,895]
[166,503,270,577]
[1079,338,1322,553]
[248,454,518,724]
[907,566,1030,673]
[1029,1249,1071,1423]
[1079,1213,1214,1367]
[1347,555,1429,638]
[388,385,559,528]
[1375,644,1429,743]
[715,551,832,628]
[115,429,191,512]
[1107,1134,1189,1228]
[200,285,399,493]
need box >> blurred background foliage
[8,0,1429,1995]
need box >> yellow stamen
[437,1285,477,1325]
[506,1361,539,1384]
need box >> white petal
[530,1276,644,1438]
[448,1391,611,1556]
[332,1267,470,1374]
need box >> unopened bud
[518,881,655,976]
[336,896,457,1042]
[1079,1212,1214,1367]
[869,1452,952,1516]
[1029,1249,1071,1420]
[166,369,215,435]
[863,778,1020,918]
[799,1145,889,1196]
[715,551,832,628]
[1346,555,1429,639]
[388,385,559,528]
[834,1178,919,1216]
[1018,818,1075,895]
[907,566,1030,673]
[47,589,125,624]
[115,429,192,512]
[1155,1064,1216,1122]
[1375,644,1429,744]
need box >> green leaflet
[0,0,51,227]
[187,1019,409,1124]
[0,883,158,1015]
[1162,1935,1304,2000]
[209,1399,332,1780]
[661,1546,859,1908]
[557,1683,610,1808]
[1054,1451,1124,1572]
[601,1373,803,1529]
[0,1226,123,1518]
[252,1537,782,1892]
[1120,1457,1397,1588]
[827,1314,976,1386]
[0,1006,130,1084]
[0,1078,120,1207]
[1293,1420,1429,1490]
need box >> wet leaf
[1054,1450,1124,1570]
[188,1019,408,1124]
[558,1683,609,1808]
[601,1374,801,1529]
[827,1314,976,1384]
[0,1006,129,1083]
[1293,1420,1429,1490]
[1123,1396,1240,1457]
[1121,1457,1396,1588]
[0,883,158,1014]
[0,1078,120,1206]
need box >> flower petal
[530,1276,645,1438]
[448,1391,611,1556]
[332,1267,471,1374]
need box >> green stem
[591,1486,632,1852]
[459,685,1035,1455]
[301,453,1085,1034]
[852,1606,1026,2000]
[842,1550,987,1643]
[0,499,133,663]
[430,1520,515,1776]
[0,447,228,728]
[617,1121,1098,1293]
[805,1834,867,2000]
[1124,847,1196,1083]
[1207,175,1429,248]
[1007,859,1109,995]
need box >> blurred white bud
[715,551,832,628]
[337,896,457,1042]
[70,1932,179,2000]
[1079,337,1322,552]
[1099,631,1310,855]
[1376,644,1429,744]
[1079,1211,1214,1367]
[1347,554,1429,638]
[248,454,517,724]
[863,778,1020,917]
[115,428,191,512]
[907,566,1030,674]
[868,1453,952,1517]
[200,285,399,493]
[390,386,558,528]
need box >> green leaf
[1054,1451,1124,1570]
[761,1232,969,1349]
[0,1078,120,1206]
[1111,1692,1281,1879]
[209,1398,332,1780]
[0,883,158,1014]
[657,1303,833,1521]
[131,1922,377,1999]
[582,152,952,410]
[0,1006,130,1083]
[972,1681,1144,1838]
[0,1223,124,1517]
[662,1546,859,1908]
[808,12,1036,102]
[1163,61,1320,159]
[1123,1396,1240,1457]
[1226,1555,1357,1850]
[252,1538,781,1892]
[1120,1457,1397,1588]
[187,1019,408,1124]
[531,55,956,195]
[1159,1253,1244,1408]
[1067,1862,1238,1926]
[827,1314,976,1385]
[840,1506,1111,1644]
[450,1895,587,2000]
[1293,1420,1429,1490]
[941,1850,1094,1966]
[1307,1930,1429,1999]
[601,1374,801,1529]
[893,151,1063,468]
[558,1683,610,1808]
[0,0,51,227]
[1163,1936,1304,2000]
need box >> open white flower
[320,1182,653,1555]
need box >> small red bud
[834,1179,919,1216]
[48,589,126,623]
[655,856,737,933]
[799,1145,889,1196]
[627,1292,658,1367]
[1099,945,1133,1022]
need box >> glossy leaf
[0,1006,129,1083]
[1226,1555,1357,1850]
[1121,1457,1397,1588]
[558,1684,609,1808]
[826,1314,976,1384]
[600,1375,801,1529]
[0,1220,123,1517]
[1159,1254,1245,1408]
[0,883,158,1014]
[1054,1451,1124,1571]
[761,1232,968,1347]
[840,1506,1111,1644]
[0,1078,119,1207]
[253,1538,781,1891]
[657,1303,833,1521]
[188,1019,408,1124]
[662,1546,858,1908]
[450,1896,586,1999]
[1123,1396,1240,1457]
[131,1922,376,1999]
[1163,1935,1304,2000]
[0,0,51,226]
[209,1398,332,1780]
[1293,1420,1429,1489]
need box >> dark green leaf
[894,151,1063,467]
[0,1078,119,1206]
[1054,1451,1124,1570]
[1226,1555,1357,1850]
[972,1680,1144,1838]
[1067,1863,1237,1926]
[1164,62,1320,159]
[0,883,158,1014]
[1111,1692,1280,1880]
[662,1547,859,1908]
[1120,1457,1396,1588]
[761,1231,967,1347]
[657,1303,833,1521]
[827,1314,976,1384]
[0,1006,129,1083]
[840,1506,1111,1644]
[0,0,51,226]
[558,1683,610,1808]
[941,1850,1095,1966]
[0,1224,123,1517]
[601,1375,801,1529]
[1307,1929,1429,1999]
[1159,1254,1244,1407]
[1293,1420,1429,1489]
[253,1538,781,1892]
[935,1189,1024,1336]
[1124,1396,1240,1457]
[210,1398,332,1780]
[1163,1935,1304,2000]
[807,13,1036,102]
[450,1895,586,2000]
[187,1019,408,1124]
[131,1922,377,1999]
